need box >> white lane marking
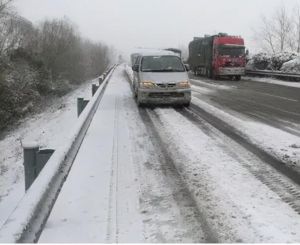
[253,91,298,102]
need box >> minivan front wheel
[183,102,190,107]
[136,93,145,107]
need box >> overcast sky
[13,0,300,59]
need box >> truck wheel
[235,75,241,81]
[183,102,190,107]
[206,68,210,78]
[206,68,212,79]
[212,70,217,80]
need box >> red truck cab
[212,35,245,80]
[188,33,246,80]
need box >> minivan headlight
[177,80,191,88]
[140,80,155,88]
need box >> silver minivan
[132,51,191,107]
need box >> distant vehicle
[188,33,246,80]
[131,51,191,107]
[130,53,140,66]
[164,48,182,58]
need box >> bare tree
[255,15,276,54]
[274,6,292,52]
[255,4,293,53]
[0,14,34,56]
[291,4,300,53]
[37,18,81,81]
[0,0,13,17]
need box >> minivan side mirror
[132,64,139,72]
[184,64,190,71]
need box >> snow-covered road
[38,65,300,242]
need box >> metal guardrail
[245,69,300,81]
[0,65,117,243]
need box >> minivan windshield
[141,55,185,72]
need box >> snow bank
[124,64,134,83]
[0,78,96,228]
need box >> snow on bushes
[246,52,299,72]
[269,52,298,70]
[280,57,300,73]
[246,53,271,70]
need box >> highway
[36,66,300,242]
[1,65,300,243]
[190,75,300,136]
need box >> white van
[132,51,191,106]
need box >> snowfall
[0,65,300,242]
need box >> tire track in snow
[123,72,209,242]
[138,108,218,243]
[188,103,300,185]
[177,105,300,215]
[105,97,119,242]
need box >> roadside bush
[52,78,72,96]
[0,13,113,132]
[247,53,271,70]
[268,52,298,70]
[280,57,300,73]
[246,52,299,71]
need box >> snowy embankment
[124,64,134,84]
[0,78,97,227]
[192,96,300,170]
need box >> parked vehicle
[188,33,246,80]
[132,51,191,106]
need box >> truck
[188,33,246,80]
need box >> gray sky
[13,0,300,59]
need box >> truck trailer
[188,33,246,80]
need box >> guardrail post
[92,84,99,96]
[23,142,39,191]
[77,98,84,117]
[83,99,89,110]
[23,143,55,191]
[36,149,55,176]
[77,97,90,117]
[98,76,103,85]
